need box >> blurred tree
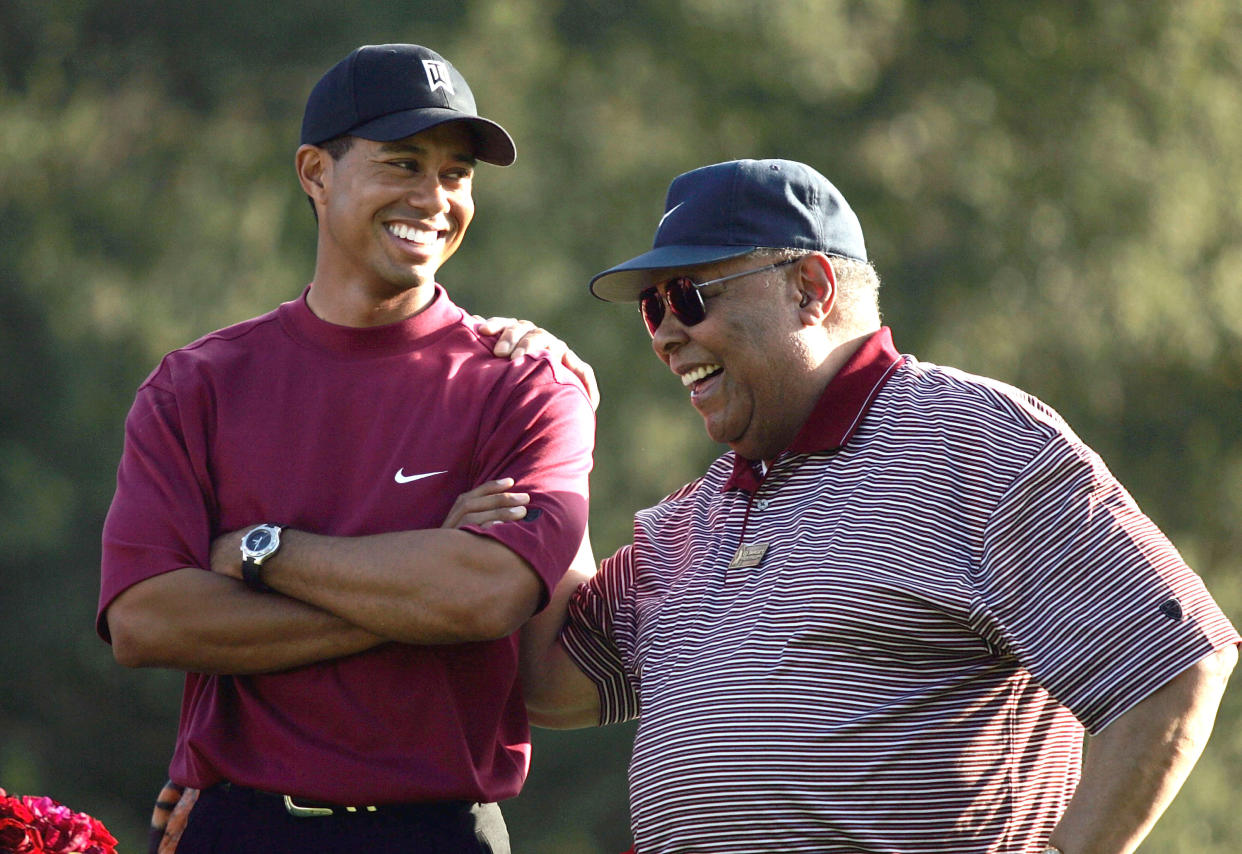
[1,0,1239,850]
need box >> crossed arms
[105,318,594,676]
[107,479,544,674]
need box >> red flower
[0,818,44,853]
[0,790,44,853]
[0,788,117,854]
[0,791,33,820]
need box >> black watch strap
[242,556,273,593]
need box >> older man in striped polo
[520,159,1239,854]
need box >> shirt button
[756,499,769,511]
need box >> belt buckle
[283,795,334,818]
[282,795,378,818]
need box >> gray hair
[750,248,882,334]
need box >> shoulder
[139,309,283,394]
[452,317,596,410]
[845,356,1097,500]
[884,357,1078,444]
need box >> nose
[649,304,687,359]
[406,175,450,217]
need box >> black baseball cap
[300,44,516,166]
[590,159,866,301]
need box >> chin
[720,429,769,461]
[701,411,742,444]
[382,266,436,291]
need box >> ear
[795,253,837,326]
[296,144,331,212]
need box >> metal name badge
[728,543,769,570]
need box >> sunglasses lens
[639,278,708,336]
[665,278,706,327]
[639,288,665,336]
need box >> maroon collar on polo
[725,327,904,491]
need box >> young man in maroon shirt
[100,44,595,854]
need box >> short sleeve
[98,380,214,641]
[458,360,595,608]
[974,435,1239,733]
[560,543,642,725]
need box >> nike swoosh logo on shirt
[394,469,447,484]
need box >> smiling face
[300,122,477,320]
[649,255,826,461]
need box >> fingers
[478,316,565,360]
[465,502,530,529]
[159,787,199,854]
[473,315,509,336]
[512,333,565,361]
[476,316,600,410]
[441,478,531,529]
[150,780,184,831]
[562,349,600,411]
[479,317,538,357]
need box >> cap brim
[589,245,757,302]
[350,108,516,166]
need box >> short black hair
[318,134,355,160]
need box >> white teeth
[681,364,721,387]
[387,223,438,244]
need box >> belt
[213,782,476,819]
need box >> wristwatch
[1040,846,1064,854]
[240,524,283,592]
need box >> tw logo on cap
[422,60,455,95]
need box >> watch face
[245,528,273,552]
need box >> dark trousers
[175,784,510,854]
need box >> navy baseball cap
[590,159,866,302]
[301,44,516,166]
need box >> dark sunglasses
[638,257,800,336]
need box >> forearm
[107,568,386,675]
[525,640,603,729]
[1048,644,1237,854]
[521,534,603,728]
[255,527,543,644]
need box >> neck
[305,278,436,328]
[815,328,876,389]
[754,328,876,464]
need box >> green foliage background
[2,1,1241,850]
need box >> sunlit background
[3,1,1241,850]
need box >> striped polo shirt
[562,327,1239,853]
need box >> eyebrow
[377,141,477,167]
